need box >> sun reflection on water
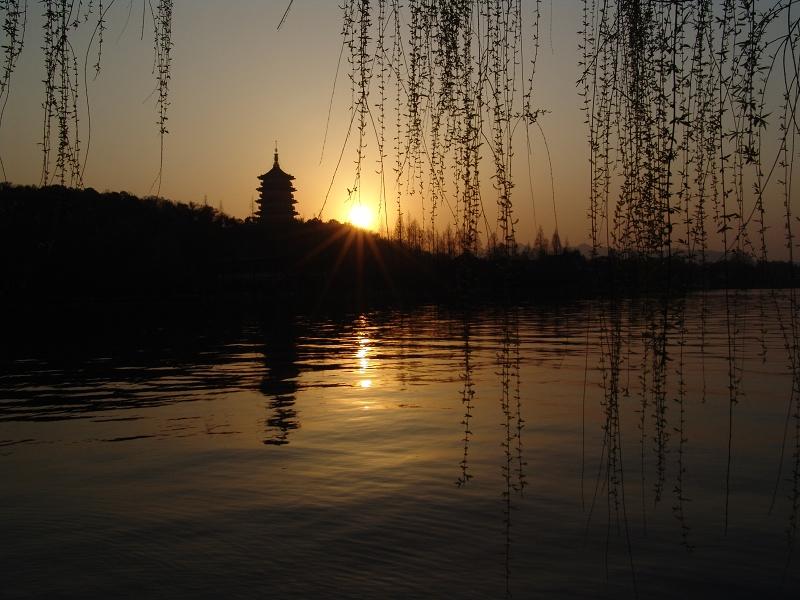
[355,320,376,390]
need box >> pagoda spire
[273,141,279,168]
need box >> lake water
[2,291,799,598]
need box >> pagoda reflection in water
[260,316,300,445]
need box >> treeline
[390,216,570,259]
[0,184,797,306]
[0,184,445,304]
[1,184,236,298]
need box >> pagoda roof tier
[258,180,295,190]
[258,166,295,181]
[259,148,295,182]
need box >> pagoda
[256,145,297,225]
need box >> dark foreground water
[2,291,800,598]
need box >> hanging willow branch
[3,0,798,253]
[151,0,173,194]
[341,1,800,259]
[340,0,544,255]
[0,0,26,179]
[0,0,172,188]
[579,0,799,262]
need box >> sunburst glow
[348,204,374,229]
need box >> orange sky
[1,1,591,247]
[1,1,796,256]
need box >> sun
[348,204,374,230]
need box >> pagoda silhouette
[256,145,297,225]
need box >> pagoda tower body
[256,147,297,225]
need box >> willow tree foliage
[336,0,800,260]
[0,0,27,180]
[579,0,800,262]
[0,0,173,188]
[2,1,800,259]
[573,0,800,548]
[339,0,545,255]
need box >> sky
[2,1,593,248]
[4,1,796,256]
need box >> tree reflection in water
[592,297,638,592]
[456,314,474,488]
[4,297,800,595]
[454,305,528,597]
[498,306,526,598]
[672,294,694,551]
[582,290,800,589]
[771,286,800,574]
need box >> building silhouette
[256,145,297,225]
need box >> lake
[1,291,799,598]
